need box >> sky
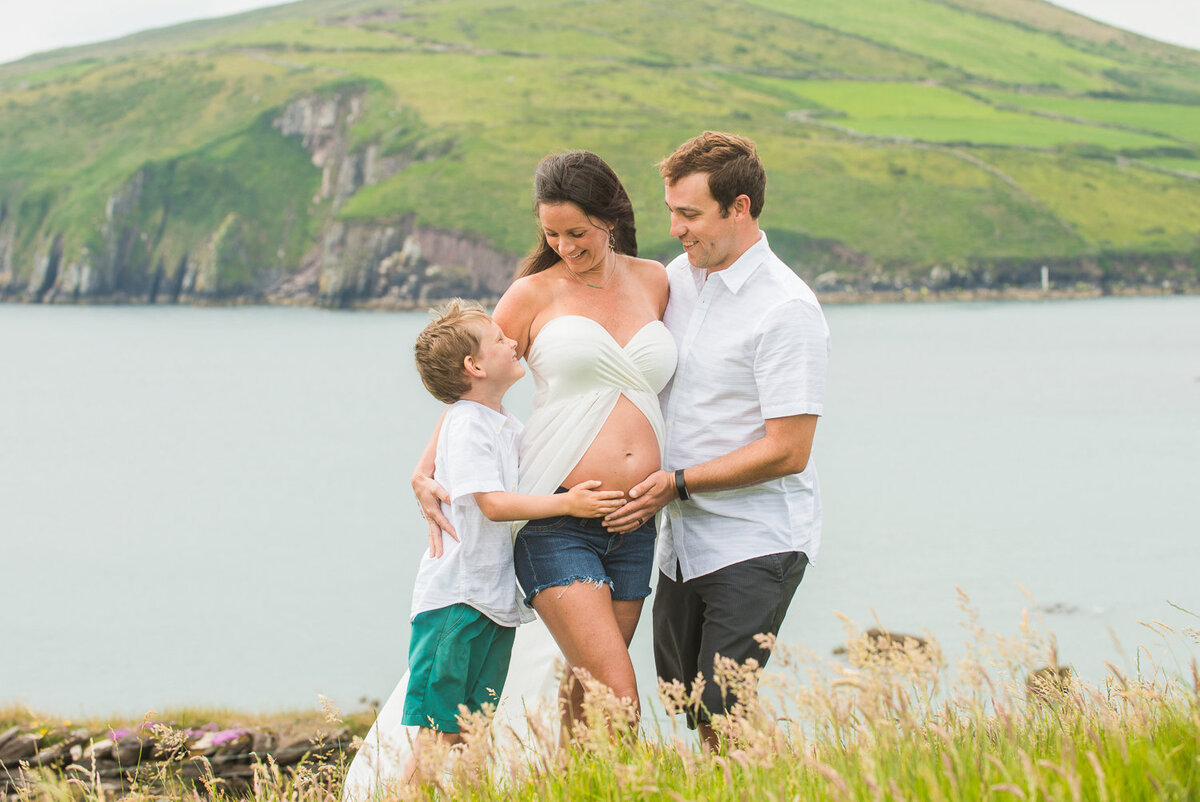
[1,0,1198,66]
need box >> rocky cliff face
[269,217,512,308]
[273,92,424,209]
[0,200,16,299]
[262,90,514,307]
[2,86,519,308]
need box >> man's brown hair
[413,299,492,404]
[658,131,766,218]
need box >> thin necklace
[562,255,615,289]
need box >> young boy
[404,299,623,782]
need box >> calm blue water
[1,297,1198,717]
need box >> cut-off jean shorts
[513,504,656,608]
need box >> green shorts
[401,603,516,732]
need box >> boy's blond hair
[414,299,492,404]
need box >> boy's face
[471,319,525,389]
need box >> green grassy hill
[2,0,1199,305]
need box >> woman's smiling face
[537,202,612,276]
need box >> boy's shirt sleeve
[441,407,508,503]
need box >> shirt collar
[458,399,516,432]
[706,231,769,294]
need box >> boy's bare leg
[402,728,464,785]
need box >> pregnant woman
[490,150,674,728]
[343,151,674,799]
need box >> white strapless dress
[343,315,676,799]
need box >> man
[603,131,830,749]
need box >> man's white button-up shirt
[657,233,831,582]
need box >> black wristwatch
[674,468,690,501]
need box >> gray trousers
[653,550,808,727]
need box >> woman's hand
[412,409,455,557]
[412,471,456,557]
[603,469,675,533]
[563,480,626,519]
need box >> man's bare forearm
[681,414,816,494]
[603,414,818,532]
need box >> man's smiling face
[664,172,743,273]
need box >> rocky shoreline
[1,280,1194,312]
[0,717,356,798]
[816,280,1198,304]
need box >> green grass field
[3,0,1200,300]
[978,149,1200,248]
[743,0,1131,89]
[1142,157,1200,174]
[781,81,1176,148]
[979,88,1200,145]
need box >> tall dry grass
[8,592,1199,800]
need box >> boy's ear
[463,353,485,378]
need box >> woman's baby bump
[561,395,660,497]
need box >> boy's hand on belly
[565,479,627,519]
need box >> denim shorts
[513,509,656,608]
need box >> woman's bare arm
[411,409,454,557]
[491,276,543,359]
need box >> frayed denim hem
[611,586,653,603]
[524,574,613,607]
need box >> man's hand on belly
[603,468,676,533]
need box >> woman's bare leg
[533,583,645,737]
[559,597,645,732]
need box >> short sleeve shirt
[657,233,831,581]
[409,400,528,626]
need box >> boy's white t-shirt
[409,400,528,627]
